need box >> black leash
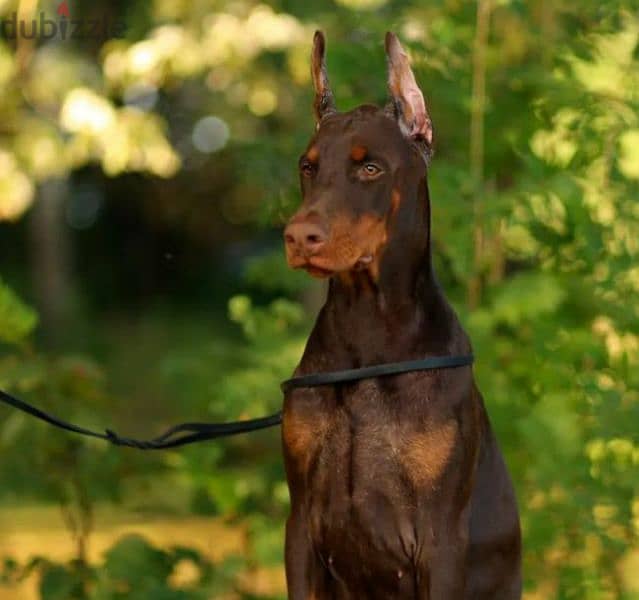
[0,354,473,450]
[280,354,474,392]
[0,388,283,450]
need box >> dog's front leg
[285,510,312,598]
[417,540,468,600]
[285,509,329,599]
[415,506,471,600]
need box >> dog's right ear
[311,31,337,125]
[385,32,433,161]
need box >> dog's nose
[284,221,327,255]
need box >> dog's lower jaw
[289,254,379,280]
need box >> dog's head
[284,32,433,280]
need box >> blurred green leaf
[0,279,37,345]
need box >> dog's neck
[307,177,458,367]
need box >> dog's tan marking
[401,421,458,487]
[350,145,367,161]
[308,212,386,275]
[283,409,329,471]
[307,145,319,162]
[336,271,356,287]
[390,189,401,217]
[357,213,388,282]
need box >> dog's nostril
[284,221,327,254]
[306,234,324,245]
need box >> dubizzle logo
[0,1,126,41]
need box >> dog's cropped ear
[311,31,337,125]
[385,32,433,159]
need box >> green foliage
[243,251,310,296]
[0,279,37,345]
[1,534,245,600]
[176,294,304,551]
[94,535,206,599]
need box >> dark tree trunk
[29,179,73,347]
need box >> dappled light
[192,116,230,154]
[59,91,180,177]
[0,150,34,220]
[60,88,117,134]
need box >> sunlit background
[1,0,638,598]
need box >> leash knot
[105,429,124,445]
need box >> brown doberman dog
[282,31,521,599]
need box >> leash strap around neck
[281,354,474,393]
[0,353,473,450]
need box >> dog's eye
[360,163,382,178]
[300,160,316,177]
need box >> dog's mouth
[289,254,375,279]
[285,214,387,278]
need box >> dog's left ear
[385,32,433,159]
[311,31,337,125]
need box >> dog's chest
[283,376,461,574]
